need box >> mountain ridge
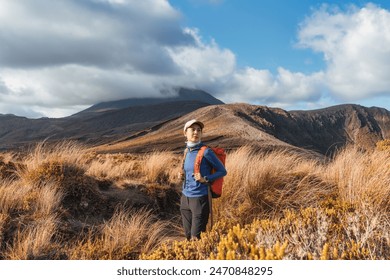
[0,88,389,155]
[0,88,223,150]
[95,102,390,156]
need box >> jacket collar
[187,142,204,151]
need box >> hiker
[179,119,227,240]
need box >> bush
[142,198,390,260]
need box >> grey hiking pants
[180,194,210,240]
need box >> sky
[1,0,390,118]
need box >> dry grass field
[0,140,389,259]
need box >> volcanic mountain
[72,87,224,117]
[95,103,390,156]
[0,88,389,156]
[0,88,223,151]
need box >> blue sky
[1,0,390,117]
[170,0,329,73]
[170,0,390,72]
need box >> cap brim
[184,119,204,131]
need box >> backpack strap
[194,146,207,174]
[181,147,189,171]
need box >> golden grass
[22,141,87,171]
[86,153,141,180]
[215,146,333,224]
[68,208,180,260]
[323,146,390,211]
[34,182,64,217]
[141,151,179,184]
[376,139,390,151]
[0,141,183,259]
[5,214,59,260]
[0,140,389,259]
[0,180,63,219]
[0,180,32,215]
[143,144,390,260]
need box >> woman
[179,119,227,240]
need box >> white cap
[183,119,204,131]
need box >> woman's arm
[203,148,227,182]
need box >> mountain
[0,88,223,150]
[95,103,390,156]
[0,88,389,155]
[0,114,69,150]
[72,88,224,117]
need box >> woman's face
[184,124,202,142]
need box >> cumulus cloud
[298,3,390,102]
[215,3,390,109]
[167,28,236,86]
[216,67,325,107]
[218,3,390,109]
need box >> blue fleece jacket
[182,142,227,197]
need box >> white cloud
[298,3,390,101]
[167,28,236,85]
[222,3,390,109]
[217,67,324,106]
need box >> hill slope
[0,88,221,150]
[0,89,389,155]
[96,103,390,155]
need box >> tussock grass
[215,146,333,224]
[0,141,182,260]
[0,153,19,180]
[5,214,59,260]
[0,180,63,218]
[0,180,33,215]
[86,153,141,180]
[1,140,389,259]
[324,146,390,211]
[68,209,179,260]
[142,151,179,184]
[18,141,88,187]
[34,182,64,217]
[144,144,390,260]
[22,141,86,171]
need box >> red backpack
[194,146,226,198]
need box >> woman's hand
[193,173,207,183]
